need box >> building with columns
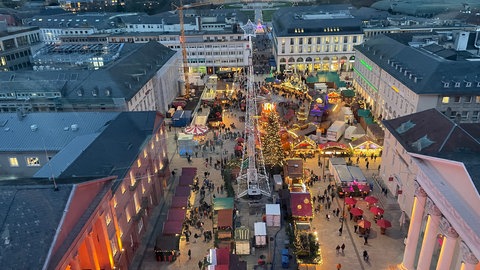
[271,5,366,74]
[353,31,480,123]
[0,111,170,269]
[380,108,480,269]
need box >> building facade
[380,109,480,270]
[353,31,480,123]
[0,23,42,71]
[271,5,364,73]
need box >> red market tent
[217,248,230,266]
[167,208,187,222]
[290,192,313,218]
[345,197,357,205]
[350,208,364,216]
[370,206,385,215]
[175,185,191,197]
[162,220,183,236]
[376,219,392,229]
[365,196,378,204]
[357,219,371,229]
[171,196,189,209]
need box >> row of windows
[281,44,351,54]
[442,81,480,88]
[443,110,480,121]
[441,96,480,104]
[282,35,360,46]
[9,157,41,167]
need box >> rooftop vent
[30,124,38,132]
[71,124,78,131]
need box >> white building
[380,108,480,270]
[353,31,480,123]
[271,5,364,73]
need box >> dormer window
[443,82,449,88]
[454,82,461,88]
[466,82,472,87]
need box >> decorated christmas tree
[262,110,285,171]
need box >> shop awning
[171,196,189,209]
[167,208,187,222]
[214,197,234,211]
[217,209,233,229]
[162,220,183,236]
[290,192,313,218]
[175,185,191,197]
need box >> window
[138,218,144,234]
[472,111,479,121]
[105,212,112,225]
[137,159,141,168]
[26,157,40,166]
[110,238,118,256]
[113,196,118,208]
[143,149,147,158]
[134,192,141,213]
[454,96,461,103]
[441,97,449,104]
[9,157,18,167]
[461,111,469,120]
[126,207,131,222]
[476,96,480,103]
[464,96,472,103]
[122,183,126,194]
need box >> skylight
[411,135,434,151]
[395,120,416,134]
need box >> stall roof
[348,166,367,182]
[167,208,187,222]
[254,222,267,236]
[217,209,233,228]
[290,192,313,218]
[182,167,197,175]
[179,174,194,186]
[335,165,353,182]
[175,185,191,197]
[330,157,347,165]
[171,196,189,209]
[234,226,250,241]
[266,204,281,215]
[213,197,234,211]
[155,235,180,252]
[217,248,230,266]
[349,135,381,149]
[162,220,183,236]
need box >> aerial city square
[0,0,479,269]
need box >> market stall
[216,209,234,239]
[154,235,180,262]
[177,133,196,157]
[290,192,313,222]
[234,227,250,255]
[265,204,281,227]
[254,222,267,247]
[167,208,187,222]
[174,185,191,198]
[350,135,382,157]
[170,196,189,209]
[162,220,184,236]
[292,137,317,158]
[213,197,234,211]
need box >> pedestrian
[198,260,203,269]
[341,243,345,254]
[364,235,369,245]
[188,249,191,260]
[336,245,341,254]
[338,227,343,236]
[354,225,358,233]
[363,250,369,262]
[366,161,369,169]
[337,263,342,270]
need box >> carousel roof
[184,125,208,135]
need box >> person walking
[338,227,343,236]
[363,250,369,262]
[188,249,191,260]
[341,243,345,254]
[354,225,358,233]
[198,260,203,269]
[336,245,341,254]
[364,234,369,245]
[337,263,342,270]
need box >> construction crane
[173,0,212,99]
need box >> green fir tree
[262,110,285,170]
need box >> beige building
[380,109,480,270]
[353,31,480,123]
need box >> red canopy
[376,219,392,229]
[171,196,189,209]
[217,248,230,266]
[345,197,357,205]
[350,208,364,216]
[370,206,385,215]
[234,145,243,151]
[218,209,233,229]
[184,125,208,135]
[162,220,183,235]
[357,219,371,229]
[175,185,191,197]
[167,208,187,222]
[365,196,378,204]
[290,192,313,218]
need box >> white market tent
[265,204,281,227]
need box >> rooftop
[355,32,480,95]
[383,108,480,191]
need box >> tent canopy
[254,222,267,236]
[167,208,187,222]
[213,197,234,211]
[171,196,189,209]
[217,209,233,228]
[266,204,281,215]
[162,220,183,236]
[290,192,313,218]
[179,174,194,186]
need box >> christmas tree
[262,110,285,171]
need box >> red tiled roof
[217,209,233,228]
